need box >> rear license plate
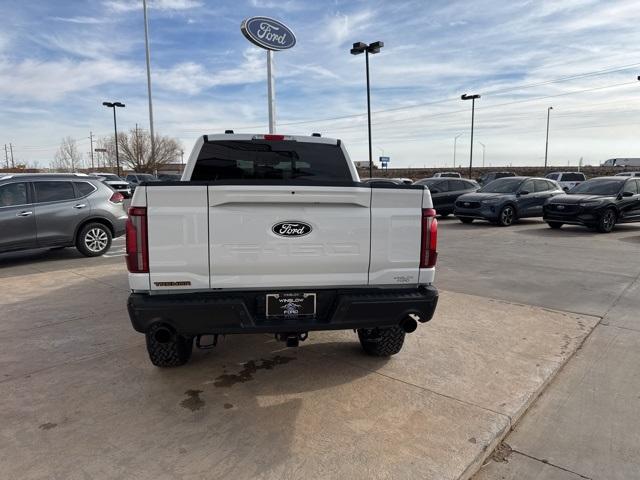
[266,293,316,318]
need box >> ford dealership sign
[241,17,296,51]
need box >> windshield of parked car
[478,178,523,193]
[136,174,157,181]
[569,179,624,195]
[414,179,441,187]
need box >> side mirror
[622,191,634,197]
[519,190,530,196]
[430,189,440,194]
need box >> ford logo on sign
[241,17,296,51]
[272,221,312,237]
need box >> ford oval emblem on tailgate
[272,221,312,237]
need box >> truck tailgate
[209,185,371,288]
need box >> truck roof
[203,133,340,146]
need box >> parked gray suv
[0,173,127,257]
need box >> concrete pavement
[474,277,640,480]
[0,232,598,480]
[2,218,638,479]
[434,218,640,480]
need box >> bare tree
[52,137,83,172]
[99,128,182,173]
[94,137,118,170]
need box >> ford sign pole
[267,50,276,133]
[241,17,296,134]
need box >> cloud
[154,48,266,94]
[103,0,203,13]
[324,10,373,47]
[0,58,142,101]
[51,16,105,24]
[248,0,305,11]
[33,33,135,60]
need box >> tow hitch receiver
[276,332,308,347]
[196,334,219,349]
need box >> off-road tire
[145,324,193,367]
[497,205,516,227]
[596,208,616,233]
[76,222,112,257]
[547,221,563,229]
[458,217,474,224]
[357,326,406,357]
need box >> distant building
[601,158,640,167]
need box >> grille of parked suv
[551,204,579,213]
[456,201,481,209]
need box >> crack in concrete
[511,449,593,479]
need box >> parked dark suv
[413,178,479,216]
[544,177,640,233]
[0,173,127,256]
[454,176,564,226]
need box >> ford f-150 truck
[126,133,438,367]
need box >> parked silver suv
[0,173,127,257]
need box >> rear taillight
[420,208,438,268]
[126,207,149,273]
[110,192,124,204]
[263,134,285,141]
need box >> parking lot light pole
[102,102,125,177]
[351,41,384,179]
[453,133,463,168]
[479,141,486,168]
[544,106,553,172]
[461,94,480,178]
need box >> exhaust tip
[401,317,418,333]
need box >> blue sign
[379,156,390,163]
[241,17,296,51]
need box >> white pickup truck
[126,133,439,367]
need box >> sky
[1,0,640,169]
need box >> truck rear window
[191,140,352,182]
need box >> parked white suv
[545,171,586,191]
[125,133,439,367]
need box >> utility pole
[453,133,463,169]
[3,144,8,168]
[9,143,14,168]
[544,106,553,172]
[89,132,95,170]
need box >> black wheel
[547,222,563,229]
[497,205,516,227]
[145,324,193,367]
[596,208,617,233]
[76,223,112,257]
[357,326,405,357]
[458,217,474,224]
